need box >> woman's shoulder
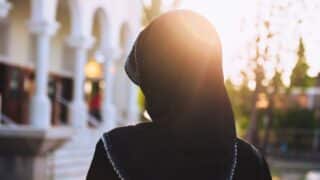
[236,138,265,165]
[100,122,163,153]
[236,138,260,155]
[102,122,157,140]
[235,138,272,180]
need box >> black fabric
[87,140,119,180]
[127,11,236,178]
[87,10,272,180]
[86,123,272,180]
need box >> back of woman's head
[125,10,237,179]
[126,9,236,150]
[128,10,225,117]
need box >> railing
[56,96,102,128]
[0,95,101,128]
[0,112,17,127]
[0,93,17,127]
[266,128,320,160]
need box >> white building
[0,0,142,179]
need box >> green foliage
[137,88,146,112]
[227,76,318,134]
[272,108,317,130]
[225,78,252,135]
[290,38,316,89]
[142,0,180,25]
[142,0,162,25]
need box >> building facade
[0,0,142,179]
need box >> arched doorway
[85,8,108,124]
[113,22,132,122]
[49,0,73,125]
[0,0,33,125]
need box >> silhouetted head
[126,9,235,144]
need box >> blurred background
[0,0,319,180]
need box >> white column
[121,48,139,124]
[0,0,11,18]
[102,48,120,130]
[124,34,140,124]
[127,83,139,124]
[67,35,94,128]
[28,20,58,128]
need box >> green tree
[241,0,298,145]
[142,0,180,25]
[225,73,253,137]
[290,37,315,89]
[142,0,162,25]
[262,58,285,152]
[245,23,270,145]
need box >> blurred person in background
[89,87,102,121]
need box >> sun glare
[180,0,320,87]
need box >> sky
[164,0,320,86]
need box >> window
[0,19,9,56]
[61,43,75,75]
[29,34,37,64]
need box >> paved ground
[268,157,320,180]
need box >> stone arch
[0,0,33,125]
[0,13,10,57]
[84,7,111,123]
[113,21,137,124]
[0,1,11,57]
[90,7,111,53]
[119,22,131,51]
[5,0,32,65]
[85,7,111,81]
[66,0,81,36]
[49,0,74,125]
[52,0,73,74]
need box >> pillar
[0,0,10,126]
[102,48,120,130]
[28,20,58,128]
[67,35,94,128]
[127,83,139,124]
[124,33,139,124]
[0,0,11,18]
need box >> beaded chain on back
[102,136,238,180]
[228,140,238,180]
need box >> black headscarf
[86,10,273,180]
[122,10,237,179]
